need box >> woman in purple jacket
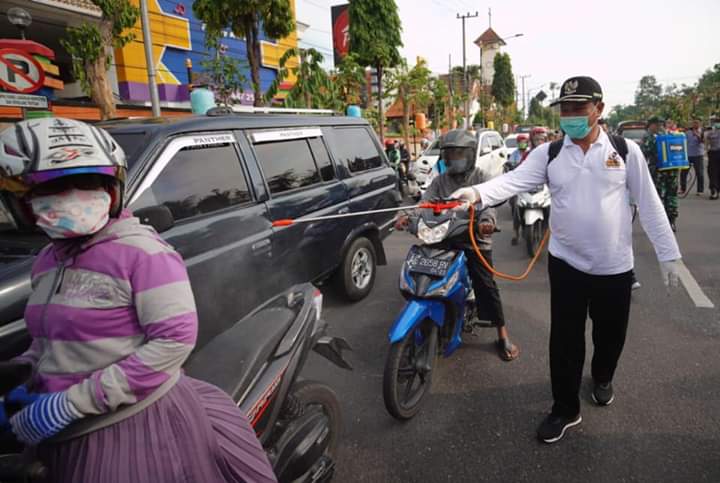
[0,118,276,482]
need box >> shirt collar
[563,127,608,149]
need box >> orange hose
[468,204,549,281]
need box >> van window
[308,137,336,182]
[489,134,503,150]
[254,139,322,194]
[333,128,383,173]
[131,143,251,221]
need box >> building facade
[0,0,305,119]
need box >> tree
[268,47,329,109]
[193,0,295,106]
[387,59,431,147]
[200,34,248,106]
[695,63,720,119]
[349,0,403,142]
[528,96,543,121]
[334,54,367,107]
[429,76,450,130]
[634,75,663,118]
[60,0,138,120]
[491,53,515,114]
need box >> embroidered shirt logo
[605,151,623,168]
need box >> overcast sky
[297,0,719,108]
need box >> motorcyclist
[0,118,276,483]
[506,134,530,245]
[507,134,530,169]
[395,129,520,361]
[385,139,401,170]
[529,127,549,150]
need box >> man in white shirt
[451,76,683,443]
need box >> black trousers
[709,150,720,193]
[464,249,506,327]
[548,255,632,417]
[680,155,705,193]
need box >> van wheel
[336,237,376,301]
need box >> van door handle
[371,176,385,184]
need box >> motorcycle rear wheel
[383,320,438,420]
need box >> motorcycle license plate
[407,253,451,277]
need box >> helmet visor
[442,147,470,162]
[2,166,125,196]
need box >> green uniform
[641,130,678,222]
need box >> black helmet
[440,129,477,175]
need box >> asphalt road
[307,194,720,483]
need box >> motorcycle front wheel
[383,320,438,420]
[525,219,544,258]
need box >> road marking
[677,263,715,309]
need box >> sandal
[496,338,519,361]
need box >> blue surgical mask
[559,116,592,140]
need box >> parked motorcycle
[383,202,487,420]
[515,185,551,258]
[0,283,351,483]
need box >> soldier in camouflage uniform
[642,116,678,232]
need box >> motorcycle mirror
[134,205,175,233]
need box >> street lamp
[7,7,32,40]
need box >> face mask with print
[31,188,111,239]
[518,142,528,150]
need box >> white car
[502,133,521,160]
[410,140,440,199]
[475,129,507,179]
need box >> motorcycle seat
[185,307,296,401]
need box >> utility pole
[140,0,161,117]
[520,74,531,121]
[457,11,478,128]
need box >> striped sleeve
[67,241,198,415]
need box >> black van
[0,113,398,356]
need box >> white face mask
[31,188,111,239]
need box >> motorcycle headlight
[426,268,460,297]
[417,219,450,244]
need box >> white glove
[659,259,682,288]
[450,187,481,210]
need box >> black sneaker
[537,413,582,443]
[592,381,614,406]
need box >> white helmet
[0,118,127,227]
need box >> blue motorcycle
[383,202,487,420]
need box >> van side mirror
[134,205,175,233]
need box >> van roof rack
[206,105,338,117]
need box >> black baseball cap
[550,76,603,106]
